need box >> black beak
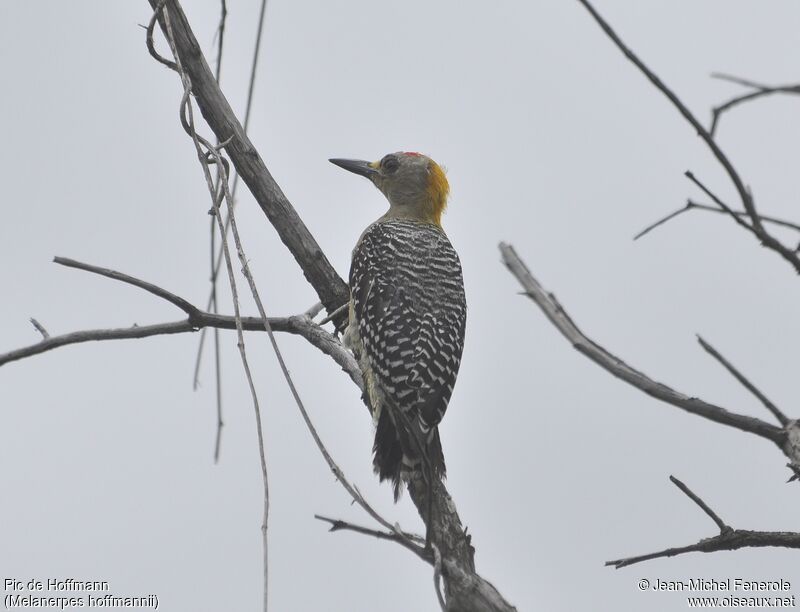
[329,158,378,179]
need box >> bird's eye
[381,156,399,174]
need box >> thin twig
[54,257,200,318]
[634,200,800,241]
[684,172,756,236]
[696,336,789,427]
[606,476,800,569]
[4,257,362,382]
[319,302,348,326]
[212,0,227,84]
[632,203,691,241]
[212,318,223,463]
[303,302,324,319]
[499,243,786,446]
[0,310,361,378]
[712,74,771,89]
[145,2,177,71]
[669,475,729,534]
[711,87,800,137]
[313,515,428,562]
[159,6,270,609]
[194,0,270,386]
[606,529,800,569]
[29,318,49,340]
[146,0,349,312]
[209,0,228,464]
[1,320,206,366]
[685,202,800,233]
[708,73,800,137]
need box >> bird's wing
[350,221,466,431]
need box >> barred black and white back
[345,218,466,498]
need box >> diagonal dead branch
[1,309,362,388]
[669,475,729,534]
[633,203,693,241]
[55,257,201,318]
[145,1,177,71]
[696,336,789,427]
[606,476,800,569]
[208,0,228,464]
[146,0,349,319]
[194,0,266,422]
[683,171,758,236]
[499,242,786,446]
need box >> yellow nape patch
[425,160,450,226]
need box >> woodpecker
[330,152,466,500]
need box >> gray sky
[2,2,799,611]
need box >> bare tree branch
[606,476,800,569]
[1,310,362,389]
[696,336,789,427]
[633,200,800,241]
[212,0,227,83]
[55,256,201,317]
[146,0,349,319]
[208,0,228,464]
[710,73,800,137]
[313,515,428,562]
[29,318,49,340]
[575,0,800,275]
[499,242,787,446]
[683,171,758,236]
[668,475,729,534]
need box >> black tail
[373,408,446,501]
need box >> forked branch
[606,476,800,569]
[145,0,349,319]
[0,257,362,390]
[633,200,800,242]
[710,73,800,137]
[575,0,800,275]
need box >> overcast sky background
[2,2,799,611]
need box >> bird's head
[330,152,450,226]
